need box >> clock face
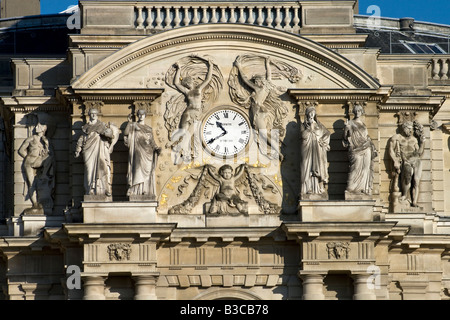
[202,109,250,157]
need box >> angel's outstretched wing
[234,164,248,187]
[163,94,187,138]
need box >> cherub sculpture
[205,164,248,215]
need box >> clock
[202,108,250,157]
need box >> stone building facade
[0,0,450,300]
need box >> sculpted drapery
[300,106,330,198]
[124,110,161,197]
[343,104,377,196]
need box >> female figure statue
[164,56,223,163]
[343,103,377,198]
[124,109,161,198]
[75,108,118,197]
[300,105,330,199]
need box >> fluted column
[133,275,158,300]
[352,274,377,300]
[299,273,325,300]
[82,276,106,300]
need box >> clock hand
[216,121,227,134]
[207,131,226,145]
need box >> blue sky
[359,0,450,25]
[41,0,450,26]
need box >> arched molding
[71,24,380,90]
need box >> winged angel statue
[228,55,301,160]
[168,163,281,216]
[164,55,224,163]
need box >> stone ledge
[82,201,158,223]
[298,200,378,222]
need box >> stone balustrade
[133,2,301,33]
[431,57,450,80]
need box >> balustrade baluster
[238,7,246,24]
[256,7,264,26]
[220,7,227,23]
[155,7,163,29]
[201,7,209,24]
[145,6,153,29]
[183,7,190,26]
[432,59,441,80]
[247,7,255,25]
[441,58,449,80]
[283,7,290,30]
[265,7,273,27]
[173,6,181,28]
[211,7,218,23]
[292,6,300,32]
[229,7,236,23]
[136,6,144,29]
[192,7,200,24]
[164,7,172,29]
[274,6,282,29]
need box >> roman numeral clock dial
[202,109,250,157]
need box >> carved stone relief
[107,243,132,261]
[18,112,56,215]
[167,164,281,215]
[327,242,350,259]
[228,54,301,160]
[164,55,224,164]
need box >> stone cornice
[169,226,286,242]
[57,86,165,106]
[0,96,68,113]
[288,87,388,103]
[63,223,177,242]
[378,95,445,116]
[282,221,397,239]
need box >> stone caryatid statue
[75,108,119,199]
[18,121,55,214]
[164,55,223,163]
[342,103,377,199]
[124,109,161,199]
[388,120,425,210]
[299,105,330,200]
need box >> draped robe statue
[75,108,118,197]
[343,104,377,198]
[124,109,161,198]
[300,106,330,199]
